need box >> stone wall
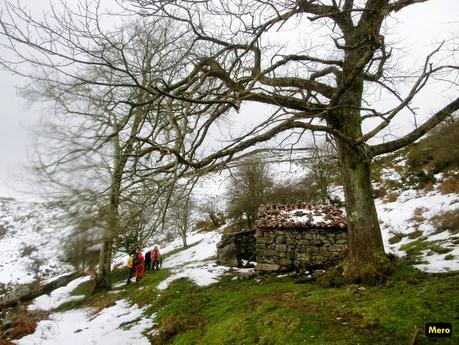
[256,227,347,272]
[216,229,256,267]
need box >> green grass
[57,261,459,345]
[388,232,405,244]
[400,238,453,264]
[138,264,459,345]
[55,267,171,313]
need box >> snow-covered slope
[376,173,459,272]
[16,299,154,345]
[13,227,231,345]
[0,197,73,287]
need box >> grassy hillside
[8,119,459,345]
[372,117,459,192]
[61,263,458,345]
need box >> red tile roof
[256,204,347,230]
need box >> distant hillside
[0,198,73,290]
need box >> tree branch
[371,96,459,156]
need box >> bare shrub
[4,309,49,342]
[197,196,225,229]
[407,230,423,240]
[423,181,434,192]
[21,245,37,257]
[409,207,427,223]
[227,157,272,229]
[431,210,459,234]
[439,174,459,194]
[383,192,398,203]
[388,232,404,244]
[0,224,8,239]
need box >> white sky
[0,0,458,200]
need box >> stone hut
[216,229,256,267]
[255,204,347,272]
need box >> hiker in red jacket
[134,248,145,282]
[151,246,161,270]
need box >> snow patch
[414,247,459,273]
[157,226,230,290]
[157,260,229,290]
[0,199,74,285]
[28,276,91,311]
[16,300,154,345]
[376,174,459,271]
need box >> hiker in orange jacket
[134,248,145,282]
[151,246,161,270]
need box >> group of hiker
[126,246,161,284]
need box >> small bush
[439,174,459,194]
[383,179,404,192]
[315,264,349,288]
[195,219,221,232]
[383,192,398,203]
[409,207,427,223]
[21,245,37,257]
[223,222,247,234]
[5,309,49,341]
[357,255,397,286]
[431,210,459,234]
[423,181,434,192]
[407,230,423,240]
[388,232,404,244]
[428,245,452,255]
[414,170,436,189]
[373,186,387,199]
[0,224,7,238]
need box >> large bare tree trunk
[330,35,388,282]
[336,140,386,282]
[93,126,122,293]
[93,207,116,292]
[93,111,143,292]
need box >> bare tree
[117,183,165,253]
[227,157,273,229]
[63,212,103,272]
[198,195,225,228]
[0,5,187,290]
[301,143,340,205]
[167,187,195,247]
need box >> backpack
[133,253,139,266]
[127,255,134,268]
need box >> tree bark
[93,210,116,292]
[92,105,143,292]
[336,140,387,282]
[93,124,122,293]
